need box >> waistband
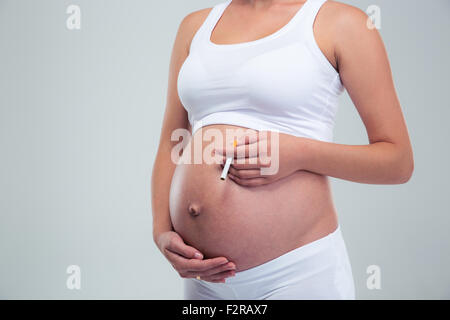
[224,224,343,284]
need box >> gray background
[0,0,449,299]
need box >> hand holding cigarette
[220,157,233,180]
[220,139,237,180]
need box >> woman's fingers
[231,157,272,169]
[228,167,262,179]
[214,134,270,160]
[198,270,237,283]
[184,262,236,278]
[165,250,236,282]
[164,249,229,273]
[228,174,268,187]
[235,132,259,146]
[214,144,258,159]
[234,142,259,159]
[220,157,272,170]
[214,130,277,160]
[165,233,204,260]
[162,233,237,283]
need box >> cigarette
[220,157,233,180]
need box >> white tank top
[177,0,344,142]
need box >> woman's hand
[155,231,236,283]
[215,131,306,187]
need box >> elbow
[397,162,414,184]
[396,152,414,184]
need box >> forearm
[300,138,413,184]
[151,151,176,242]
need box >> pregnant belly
[169,125,338,271]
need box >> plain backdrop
[0,0,449,299]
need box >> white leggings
[184,225,355,300]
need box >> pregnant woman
[151,0,413,299]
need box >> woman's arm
[216,2,413,186]
[151,13,192,241]
[300,3,414,184]
[152,10,236,282]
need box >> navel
[188,203,201,217]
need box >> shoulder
[318,1,375,38]
[173,7,214,53]
[180,7,213,29]
[319,0,370,26]
[177,7,213,40]
[317,1,382,59]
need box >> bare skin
[152,0,414,283]
[169,124,340,272]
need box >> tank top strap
[208,0,232,31]
[297,0,328,32]
[190,0,232,51]
[289,0,338,76]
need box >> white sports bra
[177,0,344,142]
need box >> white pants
[184,225,355,300]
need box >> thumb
[186,245,204,260]
[169,234,204,260]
